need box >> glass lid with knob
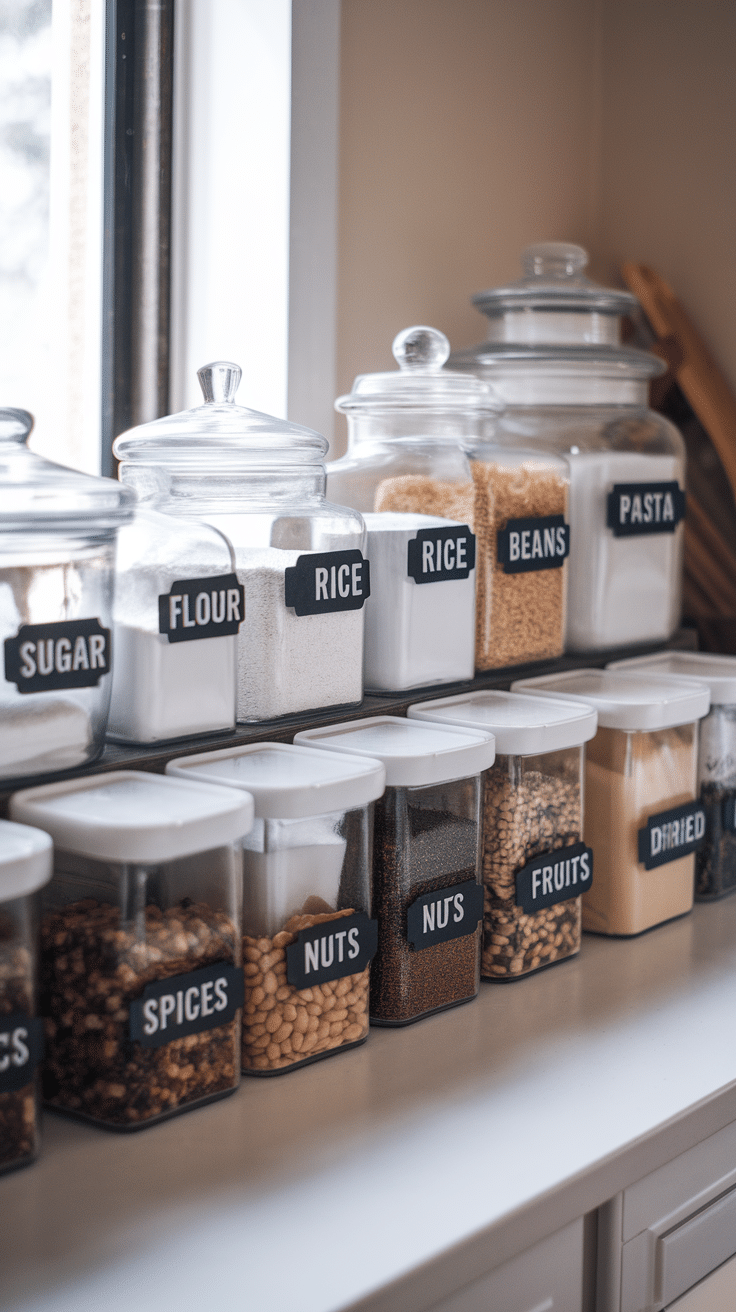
[336,325,503,415]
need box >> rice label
[129,962,244,1048]
[286,912,378,988]
[606,481,686,536]
[284,550,370,616]
[4,618,111,693]
[407,524,476,583]
[158,573,245,643]
[0,1015,44,1092]
[406,879,484,950]
[496,515,570,574]
[638,800,707,869]
[514,841,593,912]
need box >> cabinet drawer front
[428,1218,583,1312]
[659,1184,736,1306]
[667,1251,736,1310]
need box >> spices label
[606,482,686,537]
[638,800,707,869]
[284,550,370,616]
[158,573,245,643]
[4,618,111,693]
[286,912,378,988]
[406,524,476,584]
[496,515,570,574]
[514,842,593,913]
[0,1014,44,1093]
[129,961,244,1048]
[405,879,484,950]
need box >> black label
[129,962,244,1048]
[606,482,686,537]
[158,573,245,643]
[286,912,377,988]
[723,796,736,832]
[514,841,593,913]
[406,879,484,950]
[638,800,706,870]
[496,515,570,574]
[4,618,111,693]
[0,1015,44,1092]
[284,550,370,617]
[407,525,476,584]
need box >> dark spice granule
[0,910,38,1172]
[696,783,736,900]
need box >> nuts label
[286,912,377,989]
[407,524,476,584]
[284,550,370,616]
[158,573,245,643]
[0,1015,44,1093]
[4,618,111,693]
[406,879,484,950]
[129,962,244,1048]
[496,515,570,574]
[514,841,593,913]
[638,800,707,869]
[606,481,686,537]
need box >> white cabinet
[428,1219,584,1312]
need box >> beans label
[158,573,245,643]
[286,912,377,988]
[407,524,476,584]
[284,550,370,616]
[0,1015,44,1093]
[129,962,244,1048]
[606,481,686,537]
[4,618,111,693]
[514,842,593,913]
[406,879,484,950]
[496,515,570,574]
[638,800,707,869]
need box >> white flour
[107,625,236,743]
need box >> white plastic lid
[512,669,710,732]
[166,742,385,820]
[294,716,495,787]
[407,690,597,755]
[362,512,469,533]
[607,651,736,706]
[9,770,255,863]
[0,819,52,902]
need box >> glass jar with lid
[113,362,367,723]
[0,409,134,781]
[449,244,685,653]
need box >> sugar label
[514,842,593,913]
[406,879,484,950]
[496,515,570,574]
[284,550,370,616]
[286,912,378,988]
[638,800,706,869]
[407,524,476,584]
[0,1015,44,1093]
[158,573,245,643]
[129,962,244,1048]
[606,482,686,537]
[4,618,111,693]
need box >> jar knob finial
[197,361,242,404]
[522,243,588,281]
[392,325,450,372]
[0,408,33,445]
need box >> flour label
[129,962,244,1048]
[514,841,593,913]
[158,573,245,643]
[286,912,377,988]
[406,524,475,584]
[406,879,484,950]
[606,482,686,537]
[284,550,370,616]
[496,515,570,574]
[0,1015,44,1093]
[638,800,706,869]
[4,618,111,693]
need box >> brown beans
[0,919,37,1172]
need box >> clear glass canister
[10,771,253,1129]
[113,362,367,723]
[295,718,495,1025]
[449,244,685,652]
[408,691,597,979]
[0,820,52,1173]
[0,409,134,780]
[167,743,385,1074]
[514,670,710,936]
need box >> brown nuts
[0,916,37,1171]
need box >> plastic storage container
[362,512,476,690]
[10,771,253,1129]
[513,670,710,936]
[450,243,685,652]
[408,691,597,979]
[295,717,495,1025]
[0,408,134,780]
[167,743,385,1073]
[113,362,367,723]
[0,820,52,1173]
[609,651,736,901]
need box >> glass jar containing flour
[449,244,685,652]
[113,363,367,723]
[0,409,134,781]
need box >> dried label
[496,515,570,574]
[606,482,686,537]
[4,618,111,693]
[406,524,476,584]
[405,879,484,950]
[158,573,245,643]
[0,1014,44,1093]
[514,842,593,913]
[638,800,706,869]
[284,550,370,616]
[286,912,377,988]
[129,962,244,1048]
